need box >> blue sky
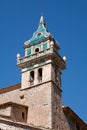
[0,0,87,123]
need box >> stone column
[34,68,38,85]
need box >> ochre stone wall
[0,119,36,130]
[51,84,62,130]
[0,63,68,129]
[0,87,21,105]
[21,63,52,89]
[0,122,28,130]
[0,63,86,129]
[0,106,11,117]
[22,83,52,128]
[0,83,52,128]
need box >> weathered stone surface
[0,118,40,130]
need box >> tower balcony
[17,47,66,70]
[17,48,52,66]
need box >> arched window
[38,68,42,83]
[30,71,34,85]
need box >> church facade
[0,17,87,130]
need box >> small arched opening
[38,68,42,83]
[35,48,39,53]
[30,71,34,85]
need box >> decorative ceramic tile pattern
[28,24,50,44]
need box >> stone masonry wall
[0,62,84,130]
[21,82,52,129]
[0,82,52,129]
[0,122,28,130]
[0,118,32,130]
[21,63,51,89]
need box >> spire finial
[39,16,46,26]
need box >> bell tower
[17,16,66,129]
